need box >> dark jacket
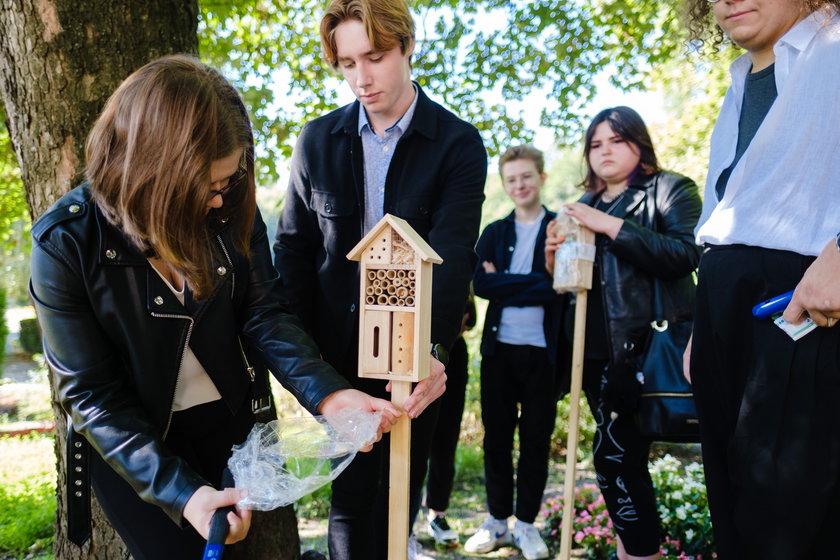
[29,185,350,533]
[565,170,702,373]
[473,208,564,364]
[273,84,487,380]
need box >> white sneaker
[512,520,549,560]
[427,513,459,547]
[464,516,512,553]
[408,534,434,560]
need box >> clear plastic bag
[228,408,381,510]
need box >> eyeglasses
[209,163,247,200]
[706,0,720,3]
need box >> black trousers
[425,336,469,512]
[480,342,557,523]
[582,359,660,557]
[692,245,840,560]
[328,376,441,560]
[90,398,254,560]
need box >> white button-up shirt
[696,10,840,256]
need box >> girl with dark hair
[546,106,702,560]
[29,55,398,560]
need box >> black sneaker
[427,513,459,547]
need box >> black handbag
[636,179,701,443]
[637,313,700,442]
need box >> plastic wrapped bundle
[228,408,381,510]
[551,213,595,293]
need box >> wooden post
[388,380,412,560]
[558,290,588,560]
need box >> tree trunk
[0,2,300,559]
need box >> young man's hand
[388,356,446,419]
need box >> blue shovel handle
[752,290,794,320]
[202,468,235,560]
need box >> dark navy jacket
[473,208,564,364]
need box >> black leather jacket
[564,171,702,372]
[29,185,350,529]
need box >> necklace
[597,191,625,216]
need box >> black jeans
[91,398,254,560]
[582,359,660,557]
[328,376,441,560]
[692,245,840,560]
[480,342,556,523]
[425,336,469,512]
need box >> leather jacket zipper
[152,313,194,439]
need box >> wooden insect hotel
[347,214,442,382]
[550,213,596,293]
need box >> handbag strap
[645,176,667,327]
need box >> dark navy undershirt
[715,63,778,200]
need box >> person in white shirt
[684,1,840,558]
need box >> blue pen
[751,290,794,320]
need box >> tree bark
[0,2,301,559]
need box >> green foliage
[18,318,42,356]
[0,434,56,557]
[197,0,712,181]
[0,117,33,305]
[0,287,7,371]
[541,455,714,559]
[295,481,332,519]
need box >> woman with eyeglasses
[684,1,840,558]
[29,55,399,560]
[545,106,702,560]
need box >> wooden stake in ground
[346,215,442,560]
[549,214,595,560]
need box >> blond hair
[85,55,255,299]
[499,145,545,177]
[320,0,415,68]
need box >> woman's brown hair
[684,0,840,50]
[320,0,415,68]
[86,55,255,299]
[580,106,660,192]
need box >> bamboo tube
[373,279,382,288]
[386,270,396,279]
[405,296,414,306]
[377,295,389,305]
[374,286,384,296]
[388,295,399,305]
[397,270,406,278]
[376,269,387,280]
[407,270,415,279]
[366,295,376,305]
[396,287,408,298]
[366,286,375,296]
[387,285,397,295]
[367,270,377,281]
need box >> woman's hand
[563,202,624,239]
[395,355,447,419]
[318,388,402,450]
[544,218,564,274]
[183,485,251,544]
[783,238,840,327]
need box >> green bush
[0,287,7,370]
[541,455,715,559]
[0,477,55,555]
[18,317,42,356]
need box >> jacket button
[154,296,164,306]
[509,246,514,252]
[216,266,227,276]
[74,479,82,486]
[74,453,81,460]
[68,204,81,214]
[75,466,82,472]
[105,249,117,259]
[325,203,333,213]
[623,341,635,351]
[491,326,498,332]
[350,303,356,312]
[75,490,83,498]
[75,441,82,448]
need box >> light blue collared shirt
[696,10,840,256]
[358,84,419,234]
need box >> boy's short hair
[320,0,415,68]
[498,145,545,177]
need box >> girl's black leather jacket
[30,185,350,534]
[568,170,703,369]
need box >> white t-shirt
[498,211,547,348]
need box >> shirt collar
[357,83,419,136]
